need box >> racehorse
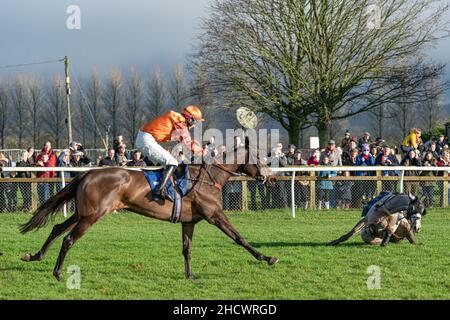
[328,193,426,246]
[360,210,424,245]
[20,139,279,281]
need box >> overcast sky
[1,0,449,85]
[0,0,211,78]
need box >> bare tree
[124,68,144,147]
[0,81,10,149]
[168,64,188,109]
[194,0,450,146]
[146,67,166,118]
[27,76,44,148]
[368,105,387,140]
[387,61,447,143]
[46,76,67,148]
[86,70,104,148]
[71,85,88,147]
[104,69,123,140]
[421,68,445,132]
[11,76,30,149]
[188,63,216,129]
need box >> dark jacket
[355,154,375,176]
[400,157,421,176]
[128,159,147,167]
[99,157,118,167]
[15,160,32,178]
[375,153,399,176]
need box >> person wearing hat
[436,134,448,156]
[340,131,352,150]
[136,105,205,197]
[355,144,376,204]
[320,140,342,209]
[286,144,297,162]
[375,144,399,192]
[320,140,342,166]
[342,139,358,164]
[358,132,373,150]
[290,149,309,209]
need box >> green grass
[0,209,449,300]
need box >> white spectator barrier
[2,166,450,218]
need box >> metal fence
[0,149,106,163]
[1,166,450,217]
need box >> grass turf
[0,209,448,300]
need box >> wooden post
[241,180,248,211]
[31,181,38,212]
[443,178,448,208]
[376,170,382,194]
[309,171,316,210]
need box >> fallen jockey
[328,192,427,246]
[360,210,423,245]
[135,105,204,198]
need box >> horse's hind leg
[182,222,196,279]
[53,219,92,281]
[22,214,78,262]
[210,211,278,265]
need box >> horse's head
[407,194,427,233]
[235,137,276,185]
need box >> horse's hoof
[268,257,279,265]
[21,253,31,262]
[53,271,63,282]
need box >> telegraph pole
[64,56,73,144]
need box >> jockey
[136,105,204,196]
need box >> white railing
[1,165,450,218]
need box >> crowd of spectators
[0,128,449,212]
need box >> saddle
[361,192,394,217]
[142,165,191,223]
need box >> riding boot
[154,165,177,198]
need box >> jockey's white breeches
[135,130,178,166]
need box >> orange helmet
[184,105,205,122]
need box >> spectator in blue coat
[355,144,376,205]
[375,144,399,192]
[317,156,337,210]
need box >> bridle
[189,159,266,191]
[408,213,422,232]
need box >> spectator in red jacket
[307,149,321,166]
[35,141,56,204]
[35,141,57,178]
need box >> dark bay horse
[20,143,278,281]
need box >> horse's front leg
[405,227,417,245]
[181,222,196,279]
[209,211,278,266]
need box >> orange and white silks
[140,111,188,143]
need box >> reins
[189,161,241,191]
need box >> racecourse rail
[2,166,450,218]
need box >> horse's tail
[327,217,367,246]
[20,171,89,234]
